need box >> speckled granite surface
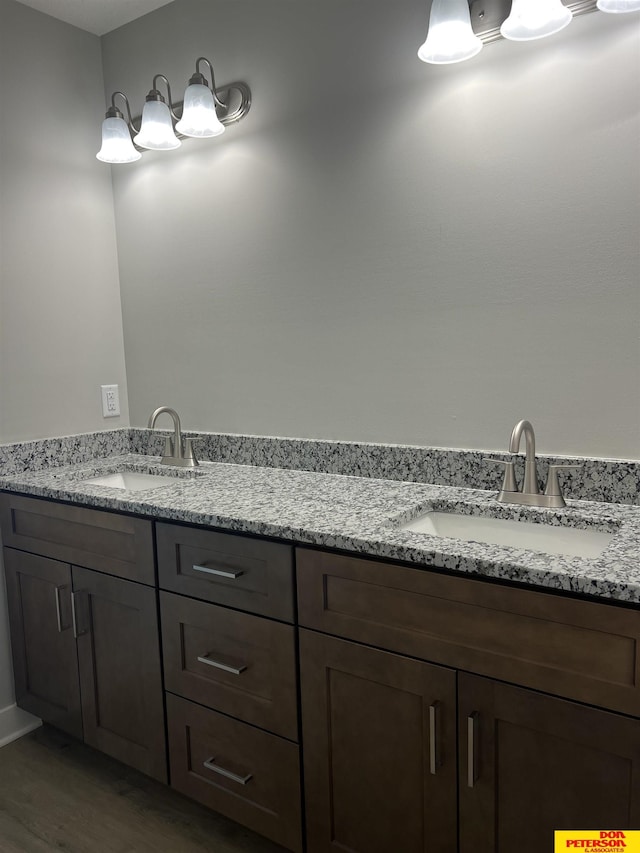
[2,427,639,504]
[0,430,129,476]
[1,451,639,605]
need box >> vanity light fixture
[418,0,637,65]
[97,56,251,164]
[418,0,484,64]
[500,0,573,40]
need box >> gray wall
[0,0,129,443]
[0,0,129,714]
[103,0,640,459]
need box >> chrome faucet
[485,419,579,508]
[508,419,539,496]
[147,406,199,468]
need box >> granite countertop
[1,452,639,605]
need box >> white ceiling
[13,0,177,36]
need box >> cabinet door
[300,629,457,853]
[3,548,82,738]
[72,566,167,782]
[459,674,640,852]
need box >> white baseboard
[0,703,41,749]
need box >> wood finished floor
[0,726,289,853]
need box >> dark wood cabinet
[4,493,639,852]
[3,548,82,739]
[167,694,302,852]
[297,547,640,718]
[74,567,166,781]
[158,522,302,851]
[300,629,457,853]
[297,547,640,852]
[300,629,640,852]
[157,521,294,621]
[161,591,298,740]
[458,674,640,852]
[1,495,166,783]
[4,546,167,782]
[0,493,155,584]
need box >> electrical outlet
[101,384,120,418]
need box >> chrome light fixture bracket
[97,55,251,164]
[106,91,137,128]
[469,0,598,43]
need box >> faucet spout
[508,419,539,495]
[148,406,182,455]
[147,406,198,467]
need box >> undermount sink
[82,471,186,491]
[400,511,615,558]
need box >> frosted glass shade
[500,0,573,41]
[96,116,141,163]
[133,99,181,150]
[175,83,225,138]
[597,0,640,11]
[418,0,483,64]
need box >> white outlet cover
[101,384,121,418]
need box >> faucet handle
[544,464,580,498]
[483,458,518,494]
[182,437,199,467]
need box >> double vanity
[0,423,639,852]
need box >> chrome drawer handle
[197,654,247,676]
[467,711,480,788]
[70,591,88,639]
[429,702,440,775]
[54,585,66,633]
[203,758,252,786]
[192,563,244,580]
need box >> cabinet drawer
[297,548,640,718]
[0,493,154,585]
[157,522,294,621]
[167,694,302,852]
[161,591,298,740]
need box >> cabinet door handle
[429,702,440,775]
[203,758,252,786]
[192,564,244,580]
[71,591,88,639]
[467,711,480,788]
[197,654,247,676]
[54,585,66,633]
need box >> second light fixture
[418,0,640,65]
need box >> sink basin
[400,511,614,558]
[82,471,186,491]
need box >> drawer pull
[54,585,67,633]
[192,563,244,580]
[467,711,480,788]
[203,757,253,786]
[197,654,247,676]
[70,591,87,639]
[429,702,440,775]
